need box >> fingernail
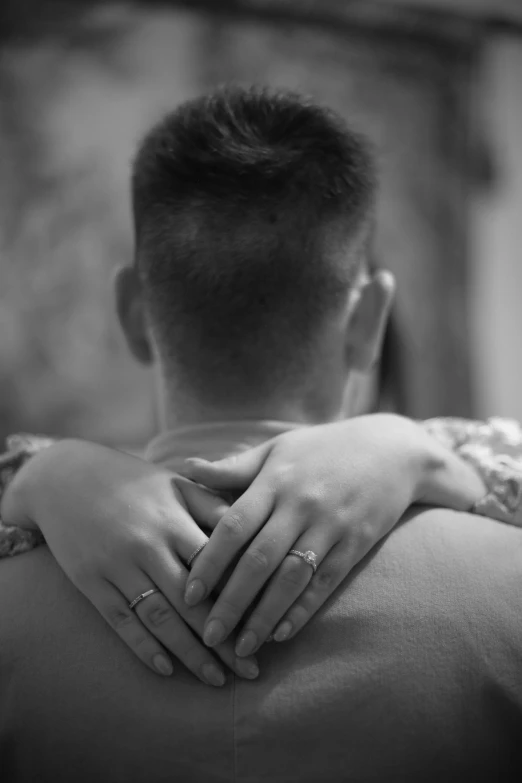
[202,663,226,687]
[203,619,226,647]
[184,579,206,606]
[179,458,202,477]
[235,658,259,680]
[235,630,258,658]
[184,457,206,470]
[274,621,293,642]
[153,654,173,676]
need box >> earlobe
[345,269,395,372]
[114,266,153,365]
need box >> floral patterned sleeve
[0,434,53,557]
[423,417,522,527]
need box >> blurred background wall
[0,0,521,447]
[470,37,522,423]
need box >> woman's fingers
[234,534,334,657]
[100,569,226,686]
[197,510,302,649]
[88,580,176,678]
[173,476,231,532]
[271,544,348,643]
[141,550,260,682]
[90,545,260,684]
[183,477,275,607]
[181,440,273,491]
[128,577,228,687]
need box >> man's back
[1,507,521,783]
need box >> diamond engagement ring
[288,549,318,574]
[128,588,159,611]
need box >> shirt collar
[145,419,302,472]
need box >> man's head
[116,85,394,425]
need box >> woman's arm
[0,415,519,673]
[2,416,522,561]
[180,414,491,651]
[0,438,259,684]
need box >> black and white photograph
[0,1,521,781]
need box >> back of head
[131,85,375,405]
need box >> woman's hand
[1,440,259,685]
[180,414,485,657]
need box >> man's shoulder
[0,545,69,635]
[386,505,522,578]
[233,505,522,781]
[353,505,522,626]
[398,504,522,559]
[0,545,234,783]
[325,505,522,632]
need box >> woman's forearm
[2,415,522,561]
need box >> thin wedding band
[187,542,206,569]
[128,588,159,611]
[288,549,318,574]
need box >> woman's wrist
[0,434,59,528]
[1,438,64,530]
[411,422,487,511]
[1,455,40,530]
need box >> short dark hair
[132,85,376,405]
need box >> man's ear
[114,266,153,365]
[345,269,395,372]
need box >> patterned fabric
[1,417,522,559]
[0,434,51,557]
[423,417,522,526]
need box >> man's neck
[145,418,301,471]
[156,384,349,432]
[146,379,359,472]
